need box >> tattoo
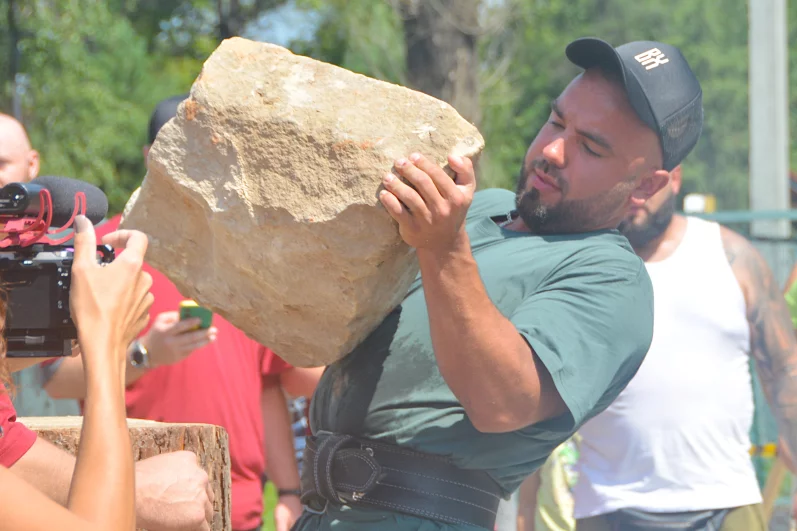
[722,227,797,459]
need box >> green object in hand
[179,300,213,330]
[785,281,797,329]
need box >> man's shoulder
[713,221,755,263]
[710,219,774,304]
[556,230,644,274]
[468,188,515,221]
[541,234,651,308]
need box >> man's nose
[542,137,565,168]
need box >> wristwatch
[127,339,151,369]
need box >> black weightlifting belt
[300,432,503,530]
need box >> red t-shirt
[0,392,37,468]
[98,215,291,530]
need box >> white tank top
[573,217,762,517]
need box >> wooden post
[19,416,232,531]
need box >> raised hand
[379,153,477,252]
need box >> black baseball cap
[148,93,188,144]
[565,38,703,171]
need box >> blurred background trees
[1,0,795,214]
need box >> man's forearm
[768,371,797,464]
[261,384,301,490]
[44,354,147,400]
[416,233,554,432]
[8,358,51,374]
[517,471,541,531]
[10,437,75,505]
[10,433,184,528]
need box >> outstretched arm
[262,381,302,531]
[722,227,797,463]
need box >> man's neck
[632,214,688,263]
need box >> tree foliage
[0,0,205,212]
[1,0,795,214]
[477,0,753,209]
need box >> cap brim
[565,37,628,86]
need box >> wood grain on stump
[19,416,231,531]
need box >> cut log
[19,416,231,531]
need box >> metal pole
[748,0,790,238]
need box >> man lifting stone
[294,37,705,531]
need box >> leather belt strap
[300,432,503,530]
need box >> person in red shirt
[0,392,37,470]
[41,95,322,531]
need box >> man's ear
[669,165,683,195]
[630,169,670,207]
[27,149,40,181]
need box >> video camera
[0,176,111,357]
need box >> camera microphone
[31,176,109,226]
[0,176,115,358]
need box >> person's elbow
[466,399,541,433]
[43,380,84,400]
[470,412,535,433]
[43,372,87,400]
[279,366,324,399]
[466,388,568,433]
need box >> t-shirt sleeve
[511,249,654,430]
[0,393,37,468]
[261,347,293,376]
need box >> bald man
[0,114,39,186]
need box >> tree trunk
[7,0,21,119]
[218,0,243,40]
[400,0,482,128]
[20,417,232,531]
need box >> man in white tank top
[573,165,797,531]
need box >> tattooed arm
[784,262,797,298]
[722,227,797,466]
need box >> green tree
[479,0,751,210]
[290,0,407,85]
[0,0,206,213]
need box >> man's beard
[514,160,629,235]
[618,192,676,248]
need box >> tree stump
[19,416,231,531]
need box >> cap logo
[634,48,669,70]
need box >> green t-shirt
[301,188,654,531]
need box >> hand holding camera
[69,215,153,367]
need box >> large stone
[121,37,484,367]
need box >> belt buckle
[350,445,374,502]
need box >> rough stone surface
[21,417,232,531]
[121,37,484,367]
